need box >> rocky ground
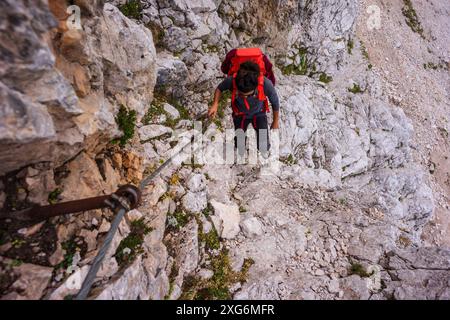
[0,0,449,300]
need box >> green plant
[48,188,62,205]
[119,0,142,20]
[115,106,137,147]
[318,72,333,84]
[167,211,190,230]
[360,42,369,60]
[202,203,213,217]
[347,38,354,55]
[282,154,297,165]
[9,259,23,267]
[11,239,25,249]
[199,228,220,251]
[56,239,78,270]
[180,249,255,300]
[114,218,152,266]
[348,83,364,94]
[142,100,165,125]
[279,44,317,77]
[402,0,425,38]
[349,262,373,278]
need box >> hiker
[208,48,280,156]
[221,48,276,86]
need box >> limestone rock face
[0,259,53,300]
[1,0,448,302]
[0,1,157,175]
[210,200,241,239]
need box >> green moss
[347,38,354,55]
[48,188,62,205]
[142,99,165,125]
[402,0,425,38]
[349,262,373,278]
[115,106,137,147]
[348,83,364,94]
[201,203,213,217]
[55,239,78,270]
[11,239,25,249]
[424,62,447,71]
[114,218,152,267]
[144,91,190,129]
[9,259,23,267]
[280,44,317,77]
[281,154,297,165]
[167,211,190,230]
[119,0,142,20]
[360,42,369,61]
[318,72,333,84]
[180,249,255,300]
[164,263,179,300]
[199,228,220,251]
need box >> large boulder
[0,1,157,175]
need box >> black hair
[236,61,260,93]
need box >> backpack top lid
[235,47,263,57]
[228,48,266,76]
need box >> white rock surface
[210,200,241,239]
[240,217,264,238]
[139,125,173,141]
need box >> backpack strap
[257,74,270,113]
[231,74,245,117]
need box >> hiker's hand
[208,105,218,119]
[271,110,280,130]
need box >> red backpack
[228,48,270,116]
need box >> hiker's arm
[264,78,280,129]
[209,77,232,118]
[271,110,280,129]
[208,88,221,118]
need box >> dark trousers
[233,113,270,155]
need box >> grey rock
[240,217,264,238]
[210,200,241,239]
[139,124,173,141]
[182,191,207,213]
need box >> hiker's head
[236,61,260,94]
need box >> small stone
[17,221,45,237]
[197,269,214,280]
[240,217,264,238]
[163,103,180,119]
[112,153,122,168]
[79,229,98,252]
[186,173,206,192]
[181,191,207,213]
[210,200,240,239]
[138,125,173,141]
[126,209,143,222]
[49,243,65,266]
[98,219,111,233]
[5,261,53,300]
